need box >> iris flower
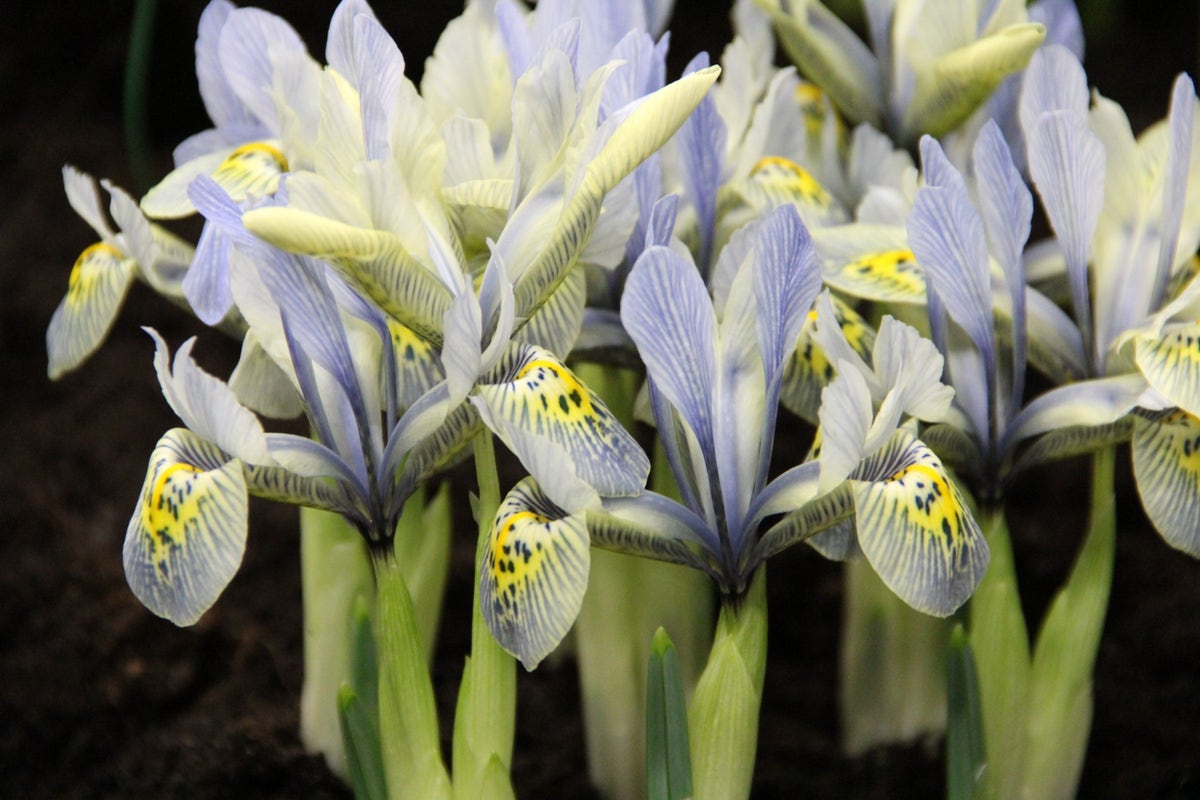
[480,204,987,669]
[140,0,319,221]
[122,234,473,625]
[1002,46,1200,554]
[48,167,192,379]
[751,0,1047,146]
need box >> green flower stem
[371,542,452,800]
[1021,445,1116,800]
[571,362,711,800]
[300,506,375,779]
[688,569,767,800]
[394,483,454,661]
[968,504,1031,800]
[968,446,1117,800]
[451,431,517,800]
[838,556,950,755]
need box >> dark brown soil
[3,2,1197,798]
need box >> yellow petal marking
[515,356,595,421]
[66,242,126,305]
[480,479,591,669]
[211,140,289,202]
[853,439,985,616]
[141,462,204,572]
[751,155,836,207]
[835,248,926,301]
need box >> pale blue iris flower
[122,229,481,625]
[1000,46,1200,553]
[752,0,1048,146]
[480,204,988,669]
[140,0,319,222]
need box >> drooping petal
[1008,418,1134,476]
[46,243,136,380]
[820,238,925,305]
[1135,324,1200,417]
[851,431,988,617]
[123,428,248,626]
[751,480,855,566]
[1004,373,1153,447]
[480,476,591,670]
[476,344,650,496]
[1132,410,1200,556]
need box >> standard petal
[123,428,248,626]
[909,137,995,362]
[1132,410,1200,556]
[46,243,136,379]
[1026,110,1106,357]
[480,477,591,670]
[217,7,307,129]
[852,432,988,617]
[622,245,718,462]
[62,165,114,240]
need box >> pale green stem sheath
[372,543,452,800]
[300,506,375,780]
[451,431,516,800]
[572,362,711,800]
[394,483,454,662]
[838,557,950,755]
[688,569,767,800]
[968,505,1031,800]
[1020,446,1116,800]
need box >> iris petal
[480,477,591,670]
[123,429,248,626]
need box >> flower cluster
[47,0,1198,798]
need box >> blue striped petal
[1132,410,1200,556]
[852,431,988,617]
[480,477,590,670]
[909,137,995,367]
[476,344,650,496]
[622,245,718,469]
[46,242,136,380]
[124,429,248,626]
